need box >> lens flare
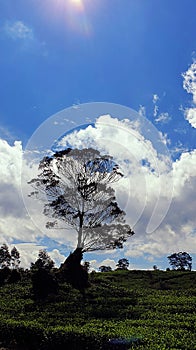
[52,0,92,36]
[67,0,91,36]
[69,0,84,11]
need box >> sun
[69,0,84,11]
[71,0,82,4]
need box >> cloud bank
[0,109,195,269]
[182,60,196,128]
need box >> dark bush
[31,268,58,300]
[8,269,21,284]
[0,267,10,286]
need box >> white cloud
[152,94,159,117]
[49,249,66,266]
[2,20,48,56]
[90,258,117,271]
[171,142,189,157]
[138,105,146,118]
[184,107,196,128]
[155,112,171,124]
[182,60,196,128]
[158,131,171,146]
[0,125,16,143]
[152,93,171,123]
[52,115,195,260]
[4,21,34,40]
[153,105,159,118]
[8,243,66,269]
[0,139,39,247]
[153,94,159,104]
[182,60,196,103]
[125,150,196,259]
[12,243,44,268]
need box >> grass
[0,269,195,349]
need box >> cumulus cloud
[51,114,195,261]
[89,258,117,271]
[184,107,196,128]
[0,139,38,246]
[182,60,196,103]
[182,60,196,128]
[0,138,67,268]
[125,150,196,260]
[9,243,66,268]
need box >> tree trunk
[60,248,89,292]
[77,203,84,249]
[77,227,83,249]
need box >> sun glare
[69,0,84,11]
[54,0,92,36]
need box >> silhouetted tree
[83,261,90,272]
[167,252,192,271]
[31,249,54,271]
[10,247,20,269]
[0,267,10,286]
[0,244,11,269]
[31,250,58,299]
[8,269,21,284]
[0,245,21,284]
[29,148,134,289]
[29,148,134,252]
[31,268,58,300]
[116,258,129,270]
[99,265,112,272]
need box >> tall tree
[10,247,20,269]
[29,148,134,290]
[31,249,55,271]
[167,252,192,271]
[0,244,11,269]
[29,148,134,253]
[31,249,57,299]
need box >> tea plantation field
[0,270,195,349]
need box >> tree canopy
[99,265,112,272]
[0,244,20,270]
[167,252,192,271]
[0,244,11,269]
[116,258,129,270]
[29,148,134,253]
[31,249,54,271]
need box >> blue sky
[0,0,196,270]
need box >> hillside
[0,270,195,349]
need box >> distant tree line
[99,258,130,272]
[0,244,193,300]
